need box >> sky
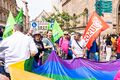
[16,0,53,20]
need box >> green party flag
[2,11,16,39]
[52,20,63,43]
[15,8,23,25]
[47,23,52,30]
[47,21,53,30]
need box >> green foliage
[44,6,88,30]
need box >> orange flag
[83,12,109,49]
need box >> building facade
[51,0,62,13]
[61,0,120,34]
[0,0,17,27]
[33,10,50,34]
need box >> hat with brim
[64,31,69,35]
[33,31,40,36]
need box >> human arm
[39,42,45,57]
[44,45,52,49]
[39,51,44,58]
[29,37,38,57]
[42,38,53,49]
[0,39,8,61]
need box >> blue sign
[31,22,38,28]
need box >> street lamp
[22,0,29,30]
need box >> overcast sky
[16,0,53,20]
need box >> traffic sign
[95,0,112,16]
[31,21,38,28]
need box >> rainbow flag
[33,51,120,80]
[8,57,53,80]
[9,51,120,80]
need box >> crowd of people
[0,24,120,80]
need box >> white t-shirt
[71,39,86,58]
[0,31,38,72]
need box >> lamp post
[22,0,29,30]
[95,0,102,61]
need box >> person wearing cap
[59,31,70,59]
[0,24,38,79]
[116,33,120,59]
[33,31,44,66]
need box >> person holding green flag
[47,20,64,58]
[42,30,55,63]
[0,24,38,79]
[47,20,64,43]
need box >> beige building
[0,0,17,27]
[0,0,27,31]
[33,10,50,34]
[61,0,120,34]
[51,0,62,13]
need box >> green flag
[15,8,23,25]
[47,21,53,30]
[47,23,52,30]
[52,20,63,43]
[2,11,16,39]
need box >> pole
[95,0,102,61]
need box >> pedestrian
[116,33,120,59]
[89,40,99,61]
[68,34,73,59]
[105,34,112,61]
[0,24,38,79]
[33,31,44,66]
[71,32,86,58]
[59,31,69,59]
[42,30,55,63]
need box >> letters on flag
[82,12,109,49]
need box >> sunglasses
[64,34,68,35]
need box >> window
[4,13,6,21]
[1,0,3,7]
[7,2,9,10]
[5,1,7,9]
[1,13,5,21]
[0,0,2,6]
[0,13,2,21]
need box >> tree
[44,6,88,30]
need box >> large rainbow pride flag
[33,51,120,80]
[9,51,120,80]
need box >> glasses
[64,34,68,35]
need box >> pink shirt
[59,37,69,54]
